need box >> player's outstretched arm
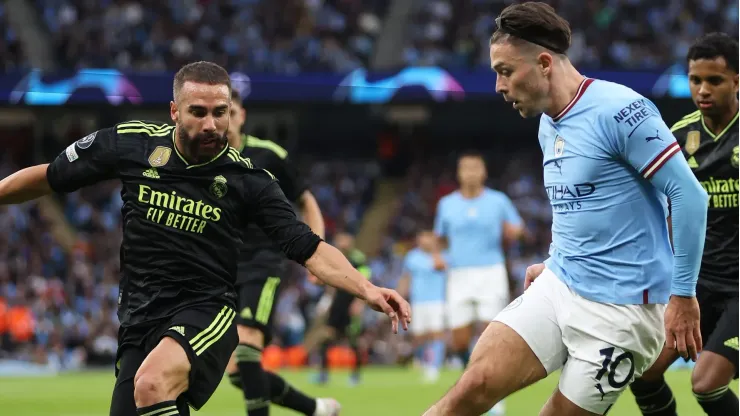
[0,164,53,205]
[298,190,325,239]
[251,178,411,333]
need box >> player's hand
[664,295,702,361]
[524,263,546,290]
[363,286,411,334]
[432,252,447,271]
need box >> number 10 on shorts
[595,347,635,400]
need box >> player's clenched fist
[363,286,411,334]
[524,263,546,289]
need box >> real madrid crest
[732,146,739,168]
[554,135,565,157]
[210,175,228,199]
[148,146,172,167]
[685,131,700,155]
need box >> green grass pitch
[1,367,736,415]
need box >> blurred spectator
[0,3,27,71]
[404,0,739,70]
[36,0,389,73]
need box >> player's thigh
[235,274,282,346]
[474,264,510,322]
[639,345,680,382]
[160,303,239,410]
[559,295,666,415]
[540,389,601,416]
[135,337,191,403]
[110,346,147,416]
[446,268,477,329]
[693,296,739,390]
[494,270,568,375]
[463,321,548,399]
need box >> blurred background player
[630,32,739,416]
[305,232,370,386]
[224,89,340,416]
[433,150,523,414]
[397,230,447,384]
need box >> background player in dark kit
[224,89,340,416]
[630,32,739,416]
[0,61,411,416]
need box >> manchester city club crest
[732,146,739,168]
[554,135,565,157]
[210,175,228,199]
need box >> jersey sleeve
[265,152,308,203]
[46,127,119,193]
[603,97,681,180]
[246,170,323,265]
[499,193,523,226]
[433,198,447,237]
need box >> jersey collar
[552,78,594,122]
[701,111,739,142]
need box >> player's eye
[708,77,724,85]
[689,76,701,85]
[191,109,207,117]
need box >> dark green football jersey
[671,111,738,294]
[46,121,321,327]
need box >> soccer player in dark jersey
[0,61,410,416]
[224,90,340,416]
[630,32,738,416]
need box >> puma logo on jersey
[645,130,662,142]
[143,168,160,179]
[169,326,185,337]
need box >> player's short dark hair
[489,2,571,55]
[173,61,231,100]
[687,32,738,74]
[458,150,486,162]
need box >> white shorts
[494,268,666,415]
[410,302,446,335]
[447,264,509,329]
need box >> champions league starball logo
[9,69,143,105]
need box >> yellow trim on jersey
[245,135,288,159]
[189,306,236,356]
[702,112,739,141]
[170,129,229,169]
[263,169,276,180]
[227,147,254,168]
[670,112,701,132]
[255,277,281,325]
[116,121,174,136]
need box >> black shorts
[326,291,354,334]
[235,267,284,344]
[112,303,238,413]
[698,285,739,378]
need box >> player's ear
[170,101,178,123]
[538,52,553,76]
[733,73,738,95]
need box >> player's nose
[201,116,217,132]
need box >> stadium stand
[404,0,740,69]
[0,2,27,71]
[35,0,390,72]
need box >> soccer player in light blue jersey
[424,3,708,416]
[398,230,448,383]
[434,150,523,415]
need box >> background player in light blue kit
[397,230,448,384]
[433,150,523,415]
[424,3,708,416]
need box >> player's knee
[458,362,504,406]
[133,370,186,407]
[237,324,264,348]
[691,368,727,394]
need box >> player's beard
[177,126,228,164]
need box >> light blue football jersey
[540,78,690,305]
[403,248,447,304]
[434,188,522,268]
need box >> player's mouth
[697,100,714,109]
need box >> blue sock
[429,340,446,370]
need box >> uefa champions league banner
[0,65,692,106]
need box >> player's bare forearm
[396,274,410,299]
[298,190,325,239]
[0,164,53,205]
[305,242,375,301]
